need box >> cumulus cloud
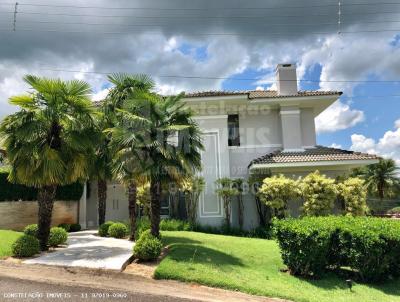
[351,120,400,165]
[0,0,399,132]
[315,101,365,133]
[329,143,342,149]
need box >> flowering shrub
[299,171,337,216]
[337,177,368,216]
[258,175,299,217]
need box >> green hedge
[274,216,400,282]
[0,172,83,201]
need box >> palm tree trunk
[255,196,266,226]
[238,194,244,230]
[150,180,161,237]
[37,185,57,251]
[378,182,384,200]
[97,179,107,226]
[224,197,231,228]
[128,181,137,241]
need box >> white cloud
[395,119,400,129]
[329,143,342,149]
[92,88,109,102]
[350,119,400,165]
[315,101,365,133]
[350,134,377,154]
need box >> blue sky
[0,0,399,163]
[219,60,400,151]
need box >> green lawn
[0,230,22,258]
[155,231,400,302]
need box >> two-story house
[82,64,378,229]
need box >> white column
[79,182,87,229]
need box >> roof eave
[249,158,379,171]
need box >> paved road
[0,277,194,302]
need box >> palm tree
[106,73,156,241]
[215,178,239,228]
[0,75,96,250]
[233,178,245,230]
[144,93,203,237]
[354,158,399,199]
[110,91,203,237]
[92,115,113,226]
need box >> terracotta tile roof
[92,90,342,105]
[184,90,342,99]
[249,146,379,167]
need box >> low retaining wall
[0,200,78,231]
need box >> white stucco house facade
[80,64,378,229]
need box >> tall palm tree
[355,158,399,199]
[106,73,156,241]
[92,114,113,226]
[137,93,203,237]
[0,75,96,250]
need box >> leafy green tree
[215,178,239,228]
[0,76,96,250]
[258,174,299,218]
[182,176,205,225]
[106,73,156,241]
[299,171,337,216]
[353,158,399,199]
[337,177,368,216]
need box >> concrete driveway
[24,230,133,270]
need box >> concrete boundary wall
[0,200,78,231]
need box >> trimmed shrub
[48,227,68,247]
[23,224,38,237]
[299,171,337,216]
[274,216,400,282]
[108,223,127,239]
[133,230,163,261]
[274,217,335,277]
[12,234,40,257]
[99,221,114,237]
[69,223,82,232]
[337,177,368,216]
[160,219,191,231]
[258,174,300,217]
[58,223,71,232]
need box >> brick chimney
[276,64,297,96]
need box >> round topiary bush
[58,223,71,232]
[133,230,163,261]
[12,234,40,257]
[48,227,68,247]
[69,223,81,232]
[98,221,114,237]
[108,223,127,239]
[23,224,38,237]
